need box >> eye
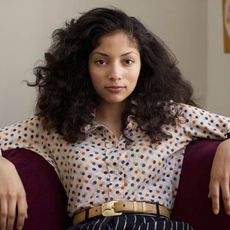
[95,59,107,65]
[123,59,135,65]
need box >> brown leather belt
[73,201,170,225]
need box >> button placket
[103,129,125,199]
[112,141,130,199]
[100,128,115,200]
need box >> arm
[0,155,28,230]
[209,138,230,215]
[176,104,230,215]
[0,117,63,229]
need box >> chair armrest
[2,148,71,230]
[171,139,230,230]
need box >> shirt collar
[81,111,138,142]
[123,115,138,142]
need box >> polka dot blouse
[0,103,230,217]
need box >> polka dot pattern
[0,103,230,217]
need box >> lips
[105,86,125,89]
[105,86,126,93]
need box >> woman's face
[88,30,141,106]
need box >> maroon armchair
[2,148,71,230]
[171,139,230,229]
[2,139,230,230]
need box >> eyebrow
[90,51,139,57]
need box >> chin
[105,100,125,104]
[103,97,127,104]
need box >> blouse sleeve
[0,116,57,169]
[177,103,230,140]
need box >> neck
[96,102,126,137]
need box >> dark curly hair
[30,7,196,143]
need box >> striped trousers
[68,214,193,230]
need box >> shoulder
[175,103,230,130]
[176,103,230,119]
[1,115,42,131]
[0,115,51,140]
[176,103,210,117]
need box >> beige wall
[0,0,208,126]
[206,0,230,116]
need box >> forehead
[95,30,139,51]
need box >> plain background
[0,0,229,127]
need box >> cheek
[89,65,107,79]
[129,68,140,84]
[128,71,140,90]
[89,67,100,83]
[126,75,139,92]
[89,68,104,92]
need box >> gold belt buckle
[102,201,122,217]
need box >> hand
[208,139,230,215]
[0,157,28,230]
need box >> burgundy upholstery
[2,148,71,230]
[2,139,230,229]
[172,139,230,229]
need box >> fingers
[16,195,28,230]
[209,176,230,215]
[220,179,230,215]
[208,180,220,215]
[0,193,27,230]
[7,198,17,230]
[0,157,28,230]
[0,198,7,230]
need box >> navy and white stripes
[69,214,193,230]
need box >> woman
[0,7,230,230]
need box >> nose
[108,62,122,81]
